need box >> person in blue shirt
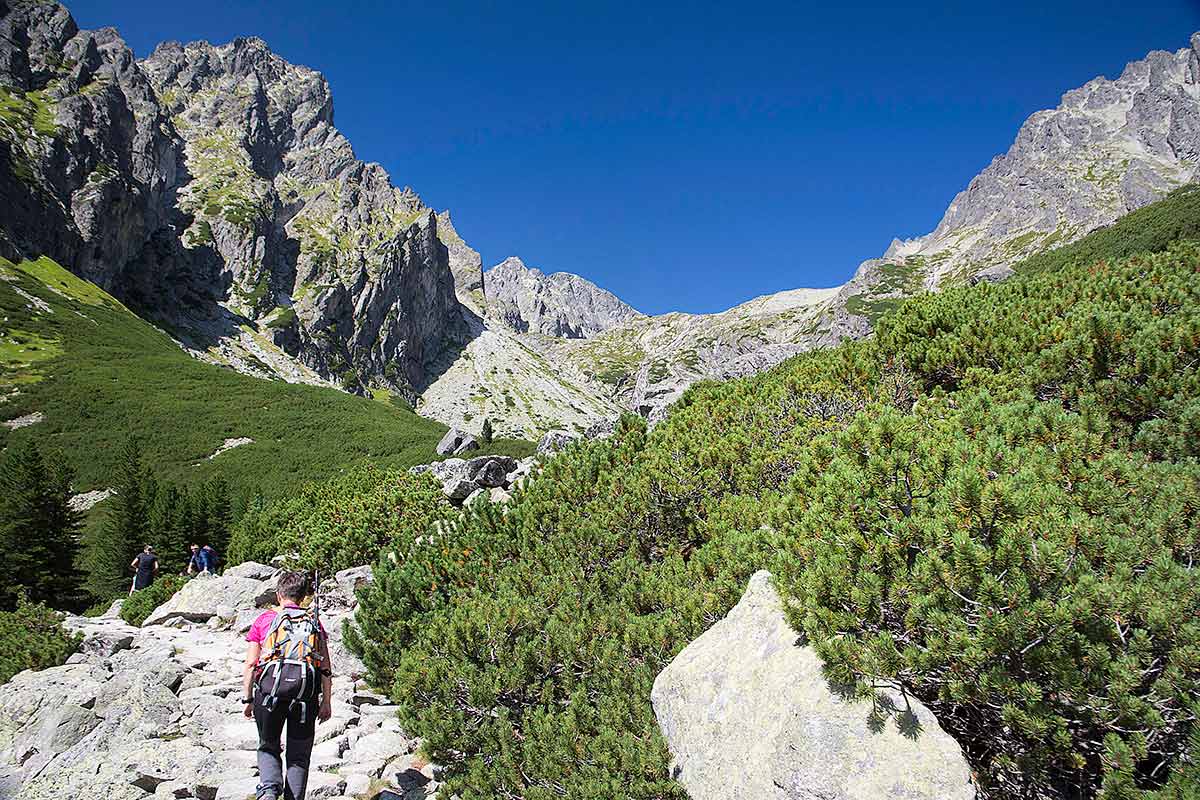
[188,543,220,575]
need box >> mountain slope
[0,254,528,495]
[489,30,1200,422]
[0,2,463,401]
[2,1,1198,440]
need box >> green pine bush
[120,574,189,627]
[309,188,1200,799]
[228,464,453,574]
[0,597,81,683]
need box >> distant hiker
[188,543,219,575]
[241,571,333,800]
[129,545,159,595]
[202,543,221,573]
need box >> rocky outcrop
[484,256,642,338]
[536,429,580,454]
[411,454,533,504]
[142,571,275,626]
[652,571,976,800]
[0,563,440,800]
[828,33,1200,328]
[437,211,483,305]
[0,1,463,398]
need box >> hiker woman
[129,545,159,595]
[241,571,333,800]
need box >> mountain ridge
[1,1,1198,438]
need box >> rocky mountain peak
[0,0,464,398]
[484,256,642,339]
[828,31,1200,328]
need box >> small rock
[466,455,516,488]
[442,477,478,501]
[334,565,373,598]
[451,435,479,455]
[584,417,618,440]
[343,773,371,797]
[536,429,580,454]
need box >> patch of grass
[0,87,57,139]
[0,256,533,497]
[263,307,296,330]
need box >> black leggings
[253,688,316,800]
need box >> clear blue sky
[69,0,1200,314]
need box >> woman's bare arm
[241,641,261,717]
[318,636,333,721]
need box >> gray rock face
[437,210,483,303]
[830,32,1200,326]
[484,256,642,338]
[0,564,439,800]
[652,571,975,800]
[0,1,462,396]
[142,571,275,627]
[435,428,478,456]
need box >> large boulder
[222,561,278,581]
[651,571,976,800]
[466,455,517,488]
[143,573,275,627]
[436,428,478,456]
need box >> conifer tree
[81,438,154,601]
[148,483,191,575]
[480,417,493,446]
[0,443,81,609]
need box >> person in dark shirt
[129,545,159,595]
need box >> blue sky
[70,1,1200,314]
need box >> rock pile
[410,455,535,505]
[0,565,438,800]
[652,571,976,800]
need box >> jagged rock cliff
[0,1,463,396]
[1,0,1197,435]
[830,32,1200,326]
[484,256,642,338]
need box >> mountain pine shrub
[228,464,452,573]
[0,597,81,683]
[327,192,1200,798]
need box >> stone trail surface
[0,565,438,800]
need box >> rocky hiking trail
[0,564,436,800]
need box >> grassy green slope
[0,256,529,495]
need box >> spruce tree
[0,443,80,609]
[81,438,153,601]
[148,483,191,575]
[480,417,493,446]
